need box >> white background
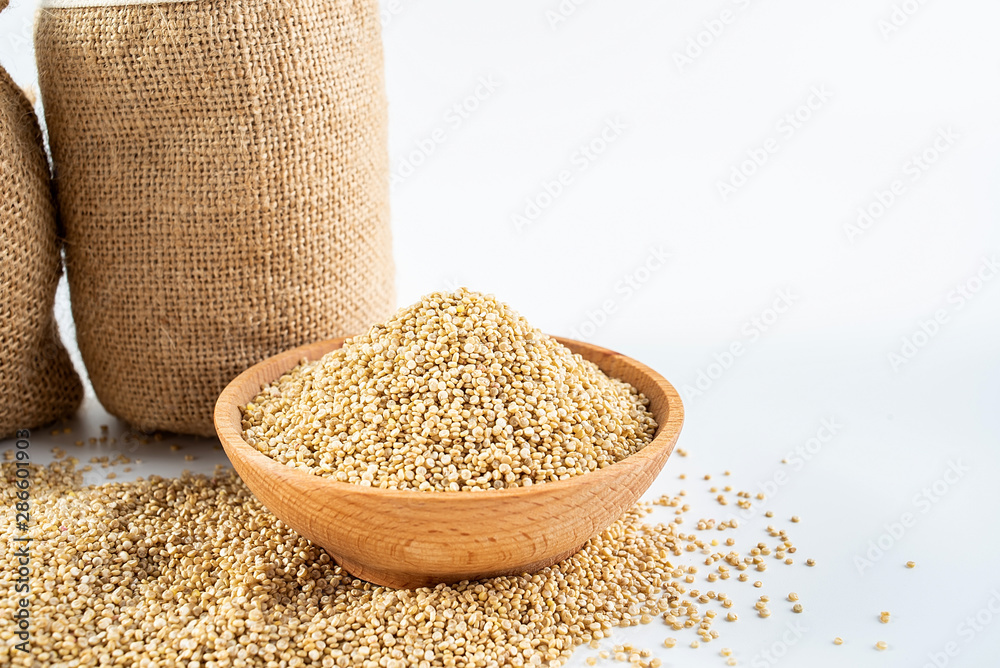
[2,0,1000,666]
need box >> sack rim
[42,0,198,8]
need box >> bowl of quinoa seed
[215,289,684,588]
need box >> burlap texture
[0,65,84,439]
[35,0,395,436]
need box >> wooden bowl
[215,336,684,589]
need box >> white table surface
[6,335,999,667]
[3,0,999,666]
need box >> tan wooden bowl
[215,336,684,589]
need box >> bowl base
[332,541,589,589]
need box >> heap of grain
[0,461,688,668]
[241,290,656,491]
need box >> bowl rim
[214,335,684,503]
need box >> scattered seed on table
[1,408,829,668]
[4,460,759,667]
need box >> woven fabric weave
[0,65,83,439]
[36,0,395,436]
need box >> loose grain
[0,460,748,668]
[242,290,656,491]
[2,432,827,665]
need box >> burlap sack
[36,0,395,436]
[0,57,84,439]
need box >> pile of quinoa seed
[241,289,657,491]
[8,450,924,667]
[3,460,698,668]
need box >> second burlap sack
[1,15,83,438]
[36,0,395,436]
